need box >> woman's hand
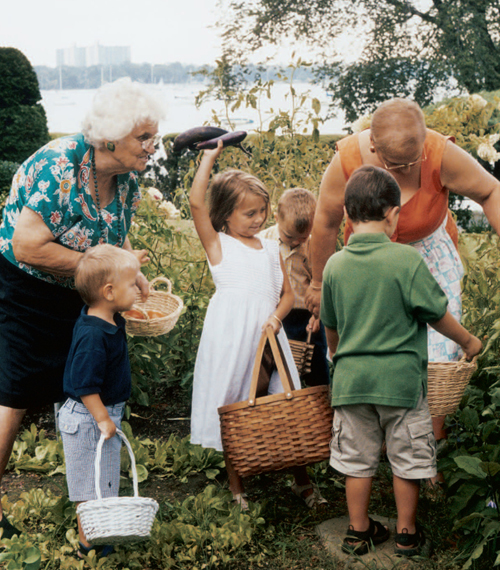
[132,248,150,265]
[136,272,150,302]
[305,285,321,318]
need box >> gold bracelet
[310,283,322,291]
[272,314,282,326]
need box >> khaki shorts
[330,391,437,479]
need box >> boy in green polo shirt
[320,165,482,557]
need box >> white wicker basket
[123,276,184,337]
[77,430,159,545]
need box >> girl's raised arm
[189,141,224,265]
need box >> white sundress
[410,215,465,362]
[190,232,301,452]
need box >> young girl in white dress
[189,141,327,510]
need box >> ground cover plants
[2,85,500,569]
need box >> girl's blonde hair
[75,244,140,306]
[208,170,270,232]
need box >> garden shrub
[0,47,50,163]
[0,160,19,215]
[127,195,211,402]
[437,233,500,568]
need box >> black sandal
[342,517,390,556]
[394,525,431,557]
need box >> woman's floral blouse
[0,134,141,288]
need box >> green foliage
[119,422,225,484]
[217,0,500,119]
[7,424,65,476]
[0,104,50,164]
[0,160,19,216]
[0,534,42,570]
[436,233,500,568]
[149,485,265,569]
[0,48,49,163]
[7,422,224,486]
[127,198,212,400]
[0,48,43,109]
[322,57,450,123]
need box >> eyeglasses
[140,133,162,151]
[379,146,427,171]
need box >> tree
[0,48,50,163]
[217,0,500,119]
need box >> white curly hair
[81,77,166,147]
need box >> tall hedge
[0,48,50,163]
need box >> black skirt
[0,254,83,409]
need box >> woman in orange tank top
[306,98,500,445]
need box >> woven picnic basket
[218,328,333,478]
[124,276,183,337]
[427,356,477,417]
[289,330,315,376]
[77,430,159,545]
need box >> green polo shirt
[320,233,448,408]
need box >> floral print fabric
[0,134,141,288]
[410,216,464,362]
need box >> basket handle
[149,276,172,294]
[459,355,478,364]
[94,429,139,500]
[248,327,295,406]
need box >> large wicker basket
[289,330,314,376]
[124,276,183,337]
[427,356,477,417]
[77,430,159,545]
[218,328,333,478]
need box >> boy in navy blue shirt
[59,244,141,558]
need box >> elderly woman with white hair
[0,77,165,539]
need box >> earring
[106,141,115,152]
[369,146,376,153]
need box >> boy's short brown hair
[276,188,317,233]
[345,165,401,223]
[75,244,140,306]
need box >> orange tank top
[340,129,458,248]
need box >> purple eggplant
[173,126,229,153]
[196,131,247,150]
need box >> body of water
[41,82,348,136]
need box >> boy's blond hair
[276,188,317,233]
[75,244,140,306]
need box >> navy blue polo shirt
[63,307,131,405]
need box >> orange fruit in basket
[147,310,166,319]
[123,309,146,320]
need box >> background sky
[1,0,224,67]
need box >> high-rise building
[56,44,131,67]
